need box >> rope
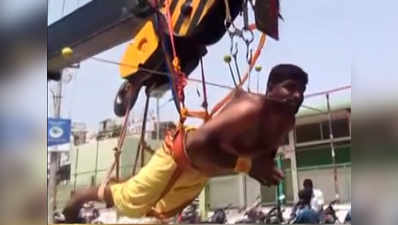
[164,0,177,60]
[97,55,350,99]
[224,0,232,25]
[228,64,238,87]
[232,48,242,83]
[132,90,152,175]
[304,85,351,98]
[211,33,267,117]
[247,49,253,92]
[164,0,187,108]
[160,0,188,125]
[153,11,182,114]
[91,56,235,90]
[101,83,134,184]
[199,57,209,114]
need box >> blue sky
[48,0,352,131]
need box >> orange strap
[146,126,194,219]
[165,126,193,170]
[186,110,211,122]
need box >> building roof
[297,88,351,118]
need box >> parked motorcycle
[53,211,66,223]
[344,208,351,224]
[177,203,200,224]
[177,202,233,224]
[321,200,340,224]
[264,205,285,224]
[206,204,233,224]
[234,199,266,224]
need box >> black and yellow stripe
[164,0,218,36]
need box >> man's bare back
[186,89,296,176]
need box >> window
[295,123,322,143]
[296,117,350,144]
[321,118,350,139]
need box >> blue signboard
[48,118,71,146]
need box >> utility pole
[156,97,160,141]
[326,93,340,201]
[289,130,299,203]
[48,73,63,223]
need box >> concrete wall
[207,164,351,210]
[207,174,261,209]
[297,165,351,203]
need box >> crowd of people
[289,179,325,223]
[289,178,351,224]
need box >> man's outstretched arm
[249,150,284,186]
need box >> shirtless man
[62,64,308,222]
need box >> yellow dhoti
[110,131,208,218]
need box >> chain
[224,0,232,27]
[225,0,254,69]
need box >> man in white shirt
[303,179,325,213]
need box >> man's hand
[249,155,284,186]
[62,196,84,223]
[62,187,100,223]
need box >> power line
[90,57,235,90]
[304,85,351,98]
[188,78,234,90]
[90,56,351,101]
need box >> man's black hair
[303,179,313,189]
[267,64,308,89]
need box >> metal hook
[243,29,254,44]
[232,42,239,57]
[231,42,242,83]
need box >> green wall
[261,144,351,204]
[57,136,162,209]
[69,136,161,188]
[296,144,351,168]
